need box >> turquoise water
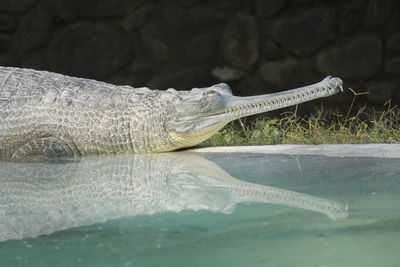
[0,152,399,267]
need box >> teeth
[222,83,337,116]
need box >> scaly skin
[0,152,348,241]
[0,66,343,161]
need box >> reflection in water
[0,153,348,242]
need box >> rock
[15,5,53,52]
[259,58,299,89]
[106,57,153,87]
[221,14,259,71]
[84,0,134,17]
[121,59,153,87]
[141,24,169,63]
[235,74,269,96]
[0,55,17,66]
[394,90,400,105]
[316,34,383,79]
[20,53,48,70]
[121,4,154,32]
[363,0,394,28]
[272,8,333,55]
[0,34,11,52]
[163,1,236,27]
[186,34,216,63]
[263,39,284,60]
[0,0,38,13]
[259,58,323,91]
[56,0,135,21]
[55,0,79,21]
[256,0,286,18]
[189,1,237,25]
[211,66,246,82]
[387,33,400,51]
[149,67,211,90]
[162,5,190,27]
[0,13,17,33]
[260,19,275,37]
[366,81,398,105]
[338,0,364,35]
[176,0,203,8]
[385,57,400,75]
[48,24,133,79]
[289,0,314,7]
[128,59,152,74]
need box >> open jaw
[210,76,343,122]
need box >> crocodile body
[0,66,343,161]
[0,67,174,160]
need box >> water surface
[0,152,399,267]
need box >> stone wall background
[1,0,400,116]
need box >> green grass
[200,104,400,147]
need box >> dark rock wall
[1,0,400,114]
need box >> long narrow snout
[166,76,343,149]
[222,76,343,120]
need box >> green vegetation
[201,103,400,146]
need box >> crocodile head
[166,76,343,148]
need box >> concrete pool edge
[187,144,400,158]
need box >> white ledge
[187,144,400,158]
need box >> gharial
[0,66,343,161]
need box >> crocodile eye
[205,90,219,98]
